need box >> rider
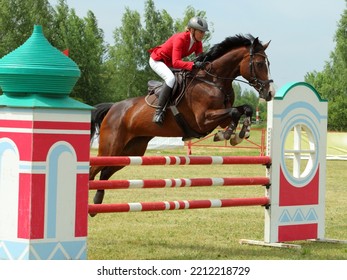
[148,16,209,125]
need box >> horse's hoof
[213,131,224,142]
[223,131,232,140]
[239,130,245,139]
[230,134,243,146]
[90,190,105,217]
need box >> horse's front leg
[229,104,253,146]
[213,104,253,146]
[213,111,239,142]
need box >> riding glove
[194,61,206,69]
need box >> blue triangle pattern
[0,243,9,260]
[32,240,87,260]
[306,208,318,221]
[21,249,29,260]
[279,210,291,223]
[51,247,68,259]
[32,242,59,260]
[61,241,86,259]
[293,209,305,222]
[0,241,28,260]
[0,240,87,260]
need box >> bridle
[201,42,273,93]
[246,44,273,93]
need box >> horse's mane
[196,34,257,62]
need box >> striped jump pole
[88,156,271,216]
[89,155,271,166]
[89,177,270,190]
[88,197,270,213]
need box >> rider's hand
[194,61,205,69]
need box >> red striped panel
[33,121,90,130]
[75,174,89,237]
[17,173,45,239]
[278,224,318,242]
[0,119,90,130]
[279,166,319,206]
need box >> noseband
[202,43,273,93]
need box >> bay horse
[89,34,274,214]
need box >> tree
[66,10,107,104]
[142,0,174,66]
[173,5,213,48]
[305,1,347,131]
[233,85,267,123]
[106,8,145,101]
[49,1,108,104]
[0,0,108,104]
[0,0,55,57]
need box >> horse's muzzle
[266,81,276,101]
[259,79,274,101]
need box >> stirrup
[152,109,165,125]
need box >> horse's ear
[263,40,271,50]
[253,37,260,46]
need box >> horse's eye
[256,61,265,66]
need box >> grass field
[87,140,347,260]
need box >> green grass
[87,146,347,260]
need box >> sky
[48,0,346,91]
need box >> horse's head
[197,35,274,101]
[240,37,274,101]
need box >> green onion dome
[0,25,80,96]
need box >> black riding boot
[152,83,172,125]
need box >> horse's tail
[90,102,114,145]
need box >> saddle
[145,70,208,141]
[145,70,188,108]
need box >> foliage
[305,0,347,131]
[0,0,266,111]
[0,0,55,56]
[233,83,268,123]
[2,0,345,121]
[0,0,107,104]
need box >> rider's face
[193,29,205,42]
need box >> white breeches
[149,57,175,88]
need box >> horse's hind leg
[89,165,124,217]
[93,166,123,204]
[90,136,152,217]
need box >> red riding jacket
[149,31,203,71]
